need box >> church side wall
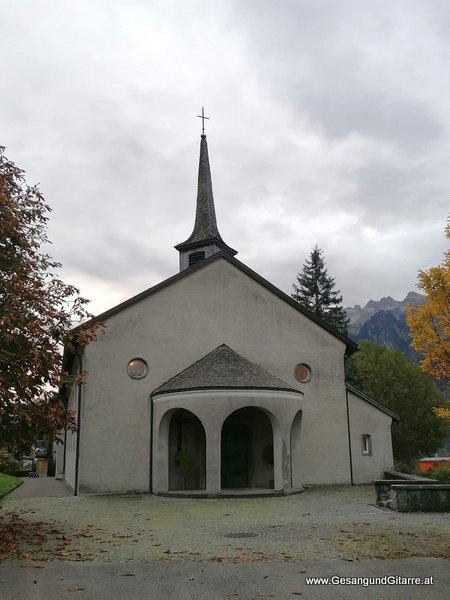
[64,384,78,490]
[78,344,151,494]
[347,391,394,484]
[78,258,352,493]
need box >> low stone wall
[383,469,432,481]
[373,477,437,510]
[394,484,450,512]
[375,478,450,511]
[374,479,437,508]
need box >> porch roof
[152,344,302,397]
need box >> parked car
[33,441,48,459]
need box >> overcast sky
[2,0,449,315]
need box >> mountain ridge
[345,292,426,361]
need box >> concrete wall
[394,484,450,512]
[179,243,223,271]
[54,433,65,480]
[64,384,78,490]
[76,258,353,493]
[347,390,394,484]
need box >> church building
[57,131,398,496]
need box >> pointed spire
[175,134,237,269]
[183,134,223,244]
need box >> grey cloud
[1,0,449,316]
[302,90,442,146]
[230,0,448,147]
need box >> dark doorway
[168,409,206,491]
[221,422,249,488]
[221,407,274,490]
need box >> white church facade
[57,133,398,496]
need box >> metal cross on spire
[197,106,209,134]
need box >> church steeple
[175,132,237,271]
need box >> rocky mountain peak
[345,292,426,362]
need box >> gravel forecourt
[1,485,449,563]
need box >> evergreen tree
[292,245,350,334]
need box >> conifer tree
[292,245,350,334]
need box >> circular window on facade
[127,358,148,379]
[294,363,311,383]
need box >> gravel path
[1,486,449,563]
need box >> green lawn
[0,472,23,497]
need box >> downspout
[62,426,67,476]
[74,352,83,496]
[344,349,356,485]
[149,393,153,494]
[289,433,293,490]
[345,389,354,485]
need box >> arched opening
[168,409,206,491]
[290,409,303,489]
[221,407,274,489]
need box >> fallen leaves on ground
[0,510,101,562]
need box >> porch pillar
[205,425,221,495]
[273,423,293,491]
[152,410,170,493]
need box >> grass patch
[0,472,23,497]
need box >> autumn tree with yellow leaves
[407,217,450,420]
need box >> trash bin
[35,458,48,477]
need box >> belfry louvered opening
[189,251,206,267]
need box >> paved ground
[2,484,449,562]
[8,477,73,499]
[0,558,448,600]
[0,481,449,598]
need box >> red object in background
[417,457,450,471]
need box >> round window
[127,358,148,379]
[294,363,311,383]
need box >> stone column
[153,409,170,493]
[205,426,221,495]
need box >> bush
[394,459,416,474]
[0,451,22,475]
[428,463,450,483]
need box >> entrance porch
[152,389,303,496]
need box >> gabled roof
[152,344,302,397]
[73,251,357,352]
[346,383,400,422]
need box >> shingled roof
[152,344,302,397]
[175,135,237,255]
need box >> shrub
[0,451,22,475]
[394,459,416,474]
[428,463,450,483]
